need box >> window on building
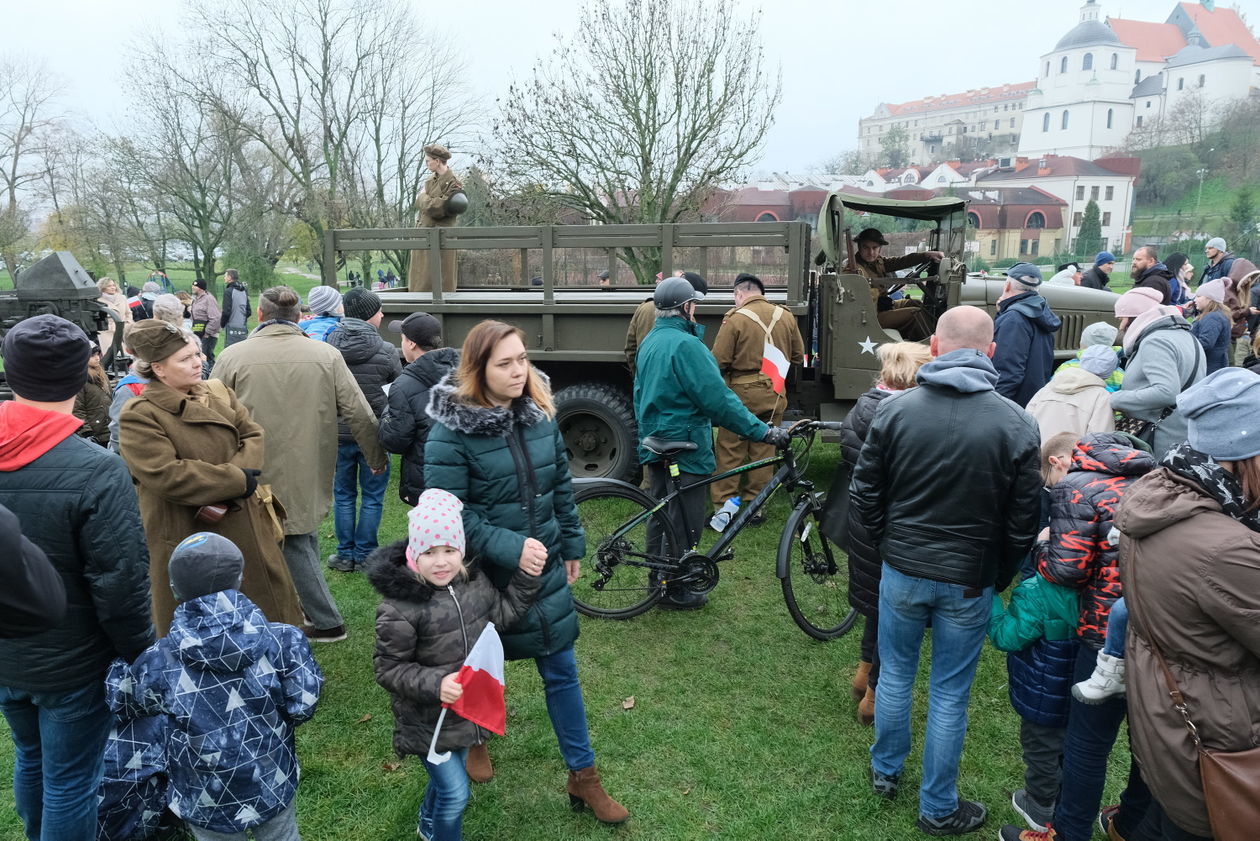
[1178,77,1184,90]
[1044,61,1050,77]
[938,175,947,183]
[1091,186,1100,201]
[1031,240,1040,257]
[1061,110,1069,130]
[1135,69,1142,83]
[1076,185,1085,200]
[967,211,981,228]
[1198,74,1205,88]
[1027,212,1046,229]
[1106,108,1113,129]
[1073,211,1083,226]
[1146,100,1151,108]
[1136,116,1144,127]
[1020,239,1029,255]
[1111,53,1118,70]
[990,239,997,256]
[1102,211,1112,226]
[1105,186,1114,200]
[1083,53,1093,71]
[1042,113,1051,132]
[994,120,1000,130]
[1010,118,1015,128]
[1060,56,1068,73]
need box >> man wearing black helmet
[633,275,789,608]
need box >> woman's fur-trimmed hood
[365,541,480,603]
[425,371,548,436]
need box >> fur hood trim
[365,541,480,602]
[425,372,548,436]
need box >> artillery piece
[0,251,126,399]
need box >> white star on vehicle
[858,337,878,355]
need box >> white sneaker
[1072,651,1126,704]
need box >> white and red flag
[427,622,507,765]
[761,340,790,396]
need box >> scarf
[1122,305,1181,353]
[1162,442,1260,533]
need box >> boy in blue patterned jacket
[107,533,324,841]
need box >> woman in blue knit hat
[1115,368,1260,841]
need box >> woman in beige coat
[118,319,302,636]
[1118,367,1260,840]
[96,277,132,355]
[407,144,463,293]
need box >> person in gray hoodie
[850,306,1042,836]
[326,288,401,572]
[1110,288,1206,461]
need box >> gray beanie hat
[1206,237,1227,252]
[1079,345,1118,380]
[168,532,245,602]
[307,285,342,316]
[1177,368,1260,460]
[1080,321,1117,349]
[343,287,381,321]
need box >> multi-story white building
[858,83,1035,167]
[1018,0,1260,158]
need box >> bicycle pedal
[714,551,734,563]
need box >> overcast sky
[6,0,1257,176]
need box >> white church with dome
[1018,0,1260,158]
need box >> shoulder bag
[1128,548,1260,840]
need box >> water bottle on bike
[709,496,741,533]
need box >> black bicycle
[570,419,858,640]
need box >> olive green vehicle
[323,192,1118,482]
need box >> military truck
[323,192,1119,482]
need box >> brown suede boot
[851,660,872,703]
[466,743,493,783]
[567,766,629,824]
[857,686,876,727]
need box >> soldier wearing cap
[846,228,941,342]
[407,144,465,294]
[708,273,804,524]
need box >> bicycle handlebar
[785,419,843,437]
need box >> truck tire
[555,382,638,483]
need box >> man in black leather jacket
[849,305,1042,836]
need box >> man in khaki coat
[407,144,463,293]
[709,273,805,521]
[846,227,941,342]
[212,285,387,642]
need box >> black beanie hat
[168,532,245,602]
[343,287,382,321]
[2,315,90,402]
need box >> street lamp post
[1196,168,1208,218]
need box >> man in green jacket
[633,276,789,608]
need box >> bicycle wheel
[571,481,678,619]
[777,495,858,641]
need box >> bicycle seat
[642,436,699,457]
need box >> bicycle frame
[607,438,813,569]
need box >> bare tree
[188,0,467,273]
[0,56,62,280]
[491,0,781,282]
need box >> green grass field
[0,445,1131,841]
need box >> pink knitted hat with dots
[405,488,466,568]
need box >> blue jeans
[333,442,390,561]
[187,801,301,840]
[535,646,596,770]
[0,680,112,841]
[419,747,469,841]
[1053,644,1150,841]
[871,563,993,820]
[1102,597,1128,658]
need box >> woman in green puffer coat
[424,320,628,825]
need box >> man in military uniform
[407,144,463,293]
[846,228,941,342]
[708,273,805,525]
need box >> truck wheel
[555,383,638,482]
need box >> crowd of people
[0,233,1257,841]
